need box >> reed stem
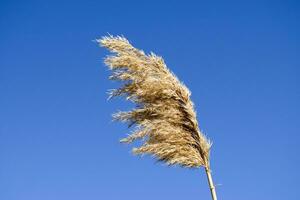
[205,166,217,200]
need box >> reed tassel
[98,35,217,200]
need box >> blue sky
[1,0,299,199]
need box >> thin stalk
[205,166,217,200]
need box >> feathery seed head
[99,35,211,168]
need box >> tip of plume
[96,35,128,45]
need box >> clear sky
[1,0,299,200]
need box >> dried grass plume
[98,35,212,168]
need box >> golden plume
[98,35,217,200]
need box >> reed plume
[98,35,217,200]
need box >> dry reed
[98,35,217,200]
